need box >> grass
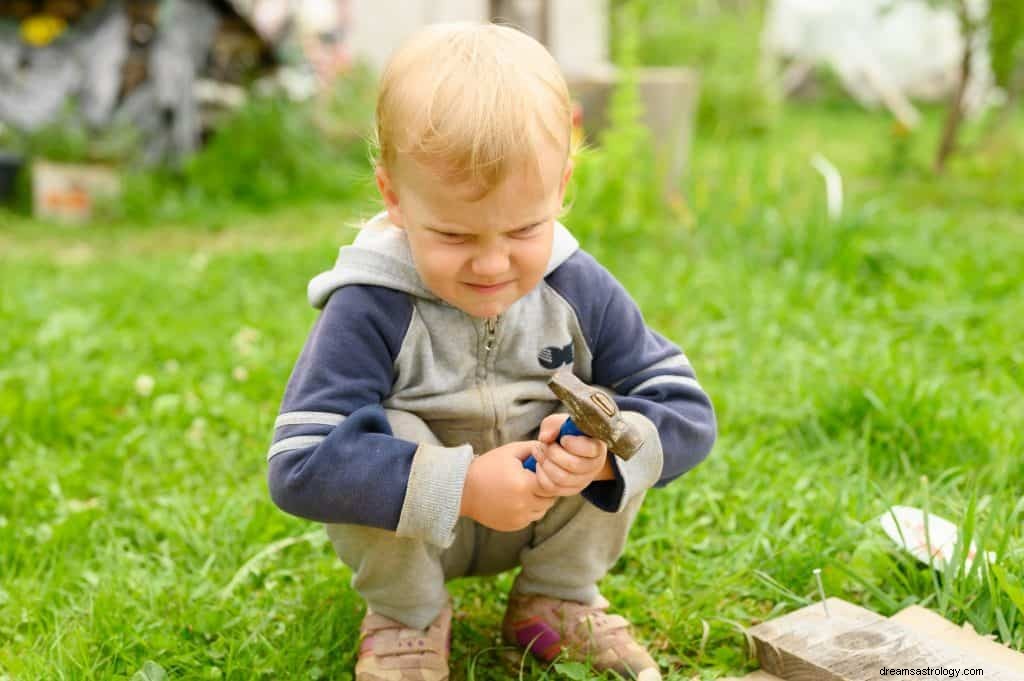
[3,9,1024,677]
[2,99,1022,679]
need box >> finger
[532,492,558,508]
[537,456,566,486]
[534,462,561,496]
[532,492,558,511]
[533,460,564,495]
[559,435,607,460]
[538,414,570,443]
[535,477,580,500]
[513,440,545,462]
[544,443,599,476]
[538,459,582,495]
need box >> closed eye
[510,223,542,238]
[432,230,469,243]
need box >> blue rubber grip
[524,417,584,471]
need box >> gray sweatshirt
[268,213,716,547]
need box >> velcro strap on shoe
[361,612,407,635]
[369,629,446,658]
[574,612,630,636]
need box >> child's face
[377,143,573,319]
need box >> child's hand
[533,435,610,497]
[535,414,613,496]
[460,441,557,532]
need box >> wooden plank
[891,605,1024,674]
[729,603,1023,681]
[747,598,1018,680]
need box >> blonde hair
[375,22,573,198]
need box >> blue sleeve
[546,250,716,511]
[267,285,416,529]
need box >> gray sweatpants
[326,410,646,629]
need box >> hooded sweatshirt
[267,213,716,548]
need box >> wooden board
[891,605,1024,674]
[727,602,1024,680]
[747,598,1019,680]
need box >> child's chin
[459,299,512,319]
[465,304,507,319]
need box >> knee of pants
[326,522,445,577]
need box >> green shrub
[570,2,666,241]
[116,70,377,224]
[611,0,779,137]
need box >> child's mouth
[466,281,511,294]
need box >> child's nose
[471,249,510,277]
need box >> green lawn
[2,102,1023,680]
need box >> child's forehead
[409,176,556,232]
[396,148,567,228]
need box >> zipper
[467,314,501,574]
[476,314,502,450]
[483,316,498,352]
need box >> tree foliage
[988,0,1024,89]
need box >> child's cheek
[432,249,465,282]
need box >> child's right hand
[459,441,557,532]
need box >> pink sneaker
[355,604,451,681]
[502,593,662,680]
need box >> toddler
[268,22,716,681]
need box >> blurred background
[2,2,1023,680]
[1,0,1020,223]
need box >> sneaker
[502,593,662,680]
[355,603,451,681]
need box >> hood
[307,212,580,309]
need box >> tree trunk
[935,2,974,173]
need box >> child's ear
[558,159,574,203]
[375,165,405,227]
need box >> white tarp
[764,0,997,126]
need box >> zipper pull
[484,316,498,350]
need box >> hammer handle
[523,417,584,471]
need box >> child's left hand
[534,414,614,497]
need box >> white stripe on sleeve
[267,435,327,461]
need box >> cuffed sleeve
[581,411,663,512]
[396,442,475,547]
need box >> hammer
[523,370,645,472]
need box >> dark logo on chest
[538,342,574,369]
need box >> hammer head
[547,370,645,460]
